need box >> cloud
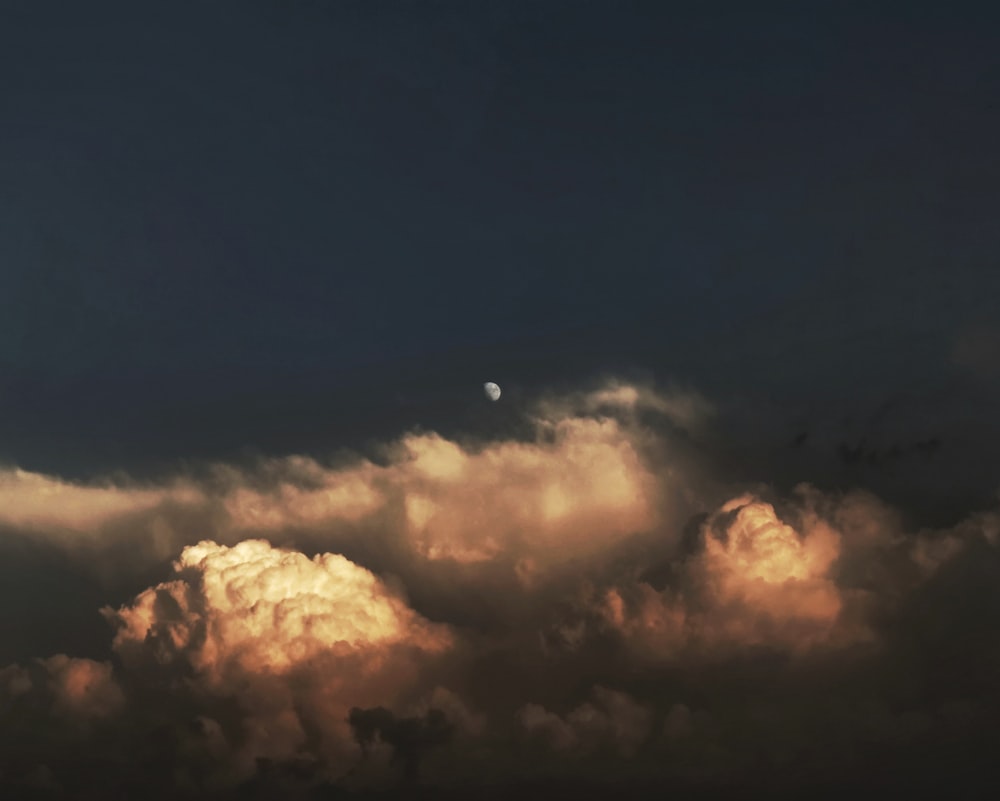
[0,469,189,533]
[1,655,123,722]
[0,468,203,565]
[0,379,998,796]
[572,493,868,662]
[220,414,665,579]
[518,686,653,759]
[41,654,125,720]
[0,654,127,794]
[562,484,998,665]
[393,418,659,568]
[348,705,455,783]
[0,381,705,597]
[0,467,212,597]
[533,378,714,437]
[99,539,454,785]
[107,538,451,672]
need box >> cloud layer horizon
[1,379,997,798]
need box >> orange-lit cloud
[0,655,123,722]
[222,457,384,530]
[217,385,680,579]
[1,379,998,796]
[393,419,657,567]
[0,468,199,536]
[102,539,454,781]
[43,654,124,720]
[582,494,875,660]
[583,484,1000,669]
[108,538,451,673]
[699,496,844,640]
[0,382,701,593]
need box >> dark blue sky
[1,1,998,510]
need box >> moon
[483,381,501,401]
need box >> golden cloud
[102,539,454,780]
[107,538,452,672]
[217,388,670,578]
[0,382,701,604]
[41,655,125,720]
[394,419,657,567]
[702,496,842,619]
[4,378,998,795]
[0,468,199,536]
[592,494,875,660]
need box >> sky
[0,1,999,798]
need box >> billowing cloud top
[107,539,452,675]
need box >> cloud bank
[0,380,997,798]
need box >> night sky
[1,2,999,799]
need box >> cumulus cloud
[559,486,998,665]
[0,654,127,794]
[41,654,125,720]
[519,686,653,759]
[220,413,665,580]
[696,496,849,647]
[99,539,454,784]
[404,686,486,738]
[0,379,998,797]
[0,381,693,588]
[1,654,123,722]
[566,493,868,662]
[395,419,659,568]
[221,456,385,530]
[108,538,451,672]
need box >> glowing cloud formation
[103,539,454,780]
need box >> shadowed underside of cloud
[0,379,998,798]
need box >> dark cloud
[348,706,455,784]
